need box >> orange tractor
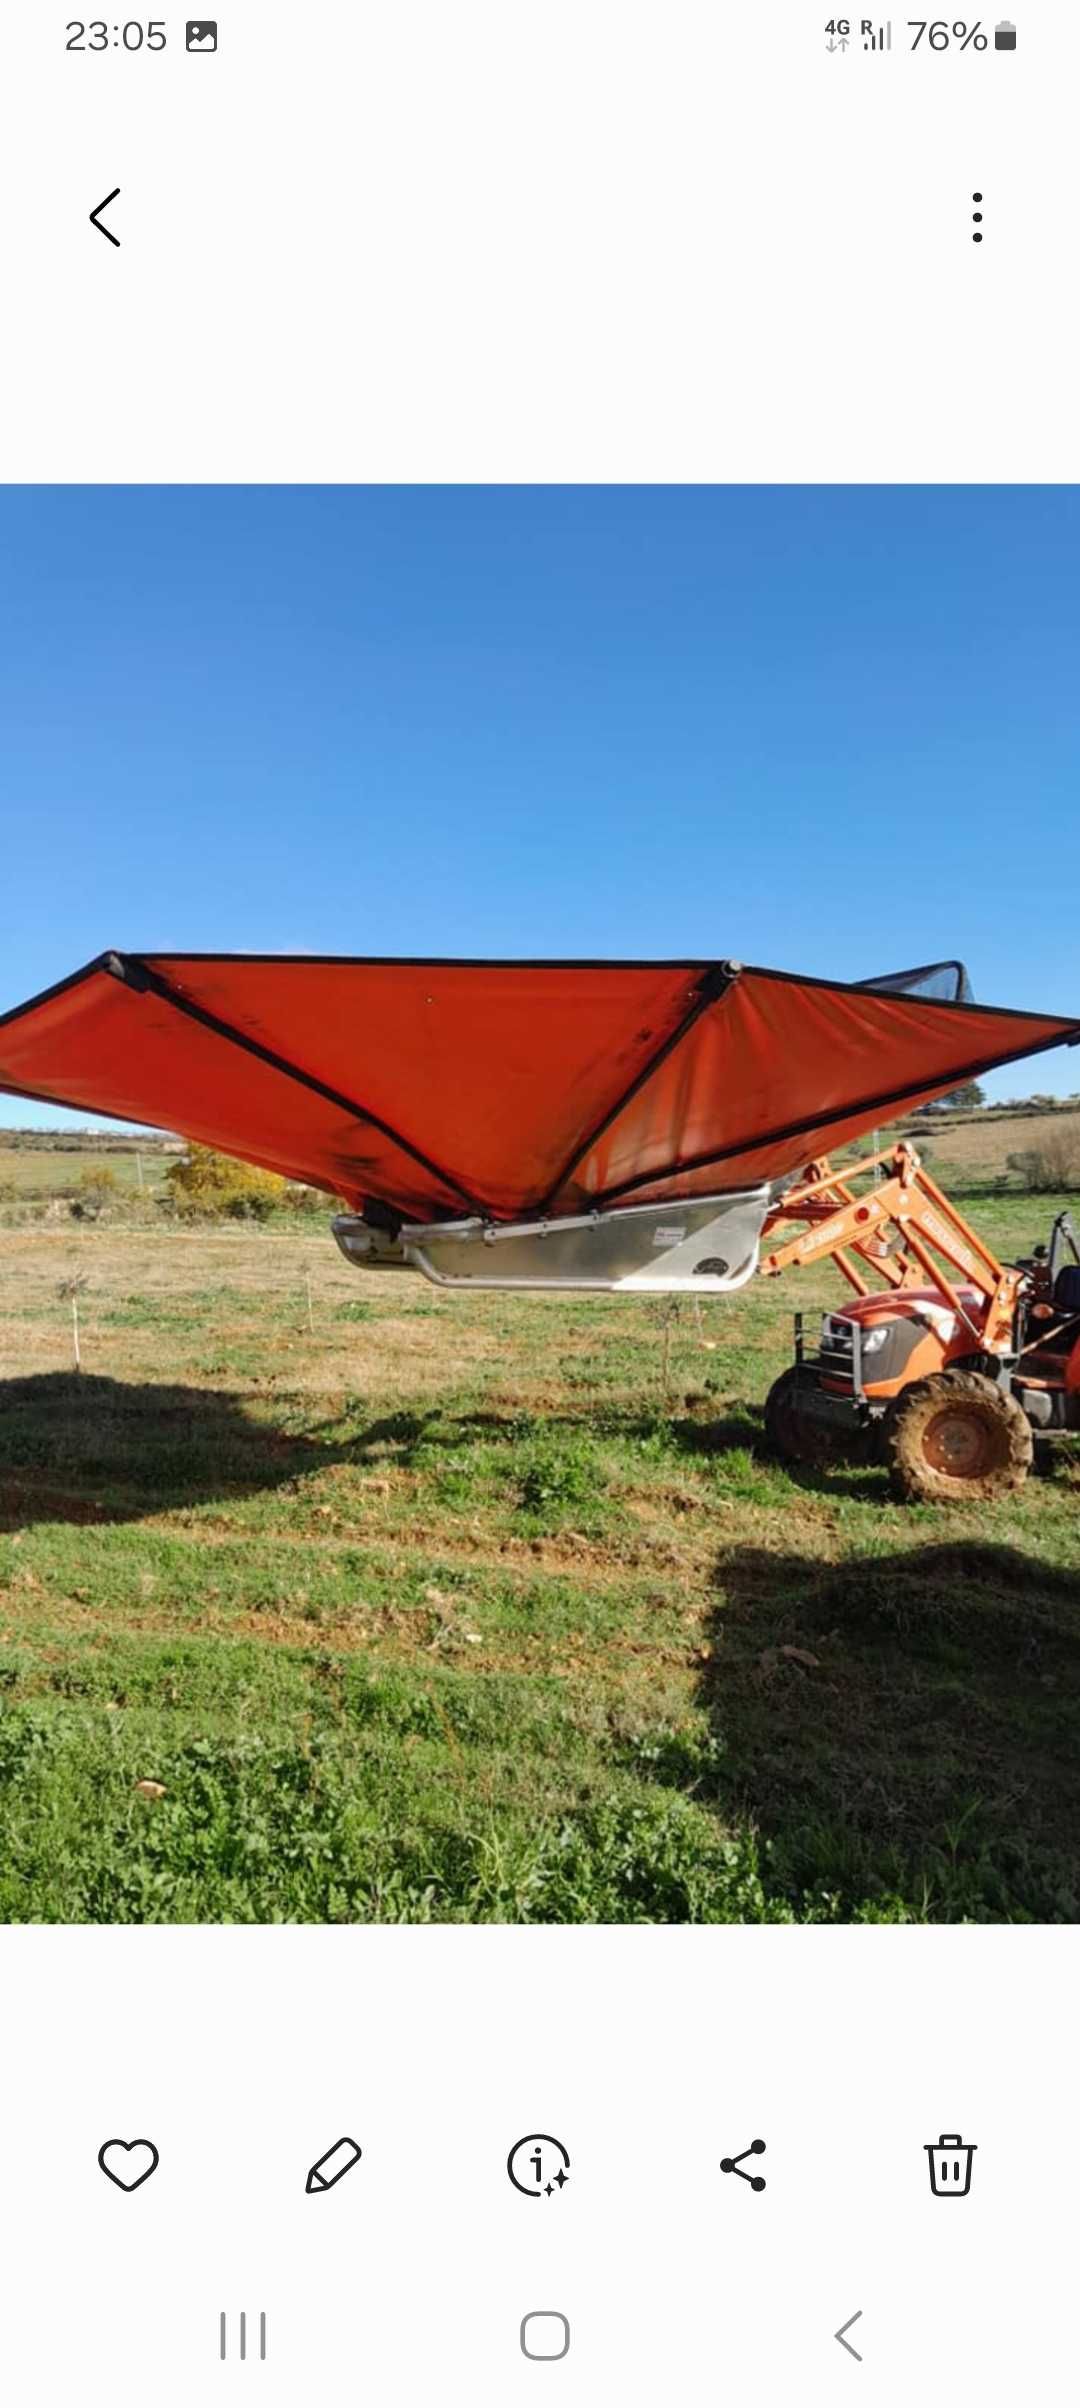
[760,1143,1080,1502]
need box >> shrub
[1006,1131,1080,1191]
[283,1182,326,1216]
[165,1145,288,1221]
[69,1164,123,1220]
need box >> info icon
[507,2134,570,2199]
[186,20,218,50]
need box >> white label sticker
[652,1226,686,1247]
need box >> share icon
[720,2138,766,2192]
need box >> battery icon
[994,19,1016,46]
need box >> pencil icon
[305,2136,362,2194]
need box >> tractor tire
[884,1369,1033,1504]
[764,1367,845,1467]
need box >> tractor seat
[1052,1263,1080,1317]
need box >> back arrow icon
[90,188,121,247]
[835,2310,863,2362]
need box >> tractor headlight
[820,1312,892,1364]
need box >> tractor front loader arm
[760,1142,1023,1355]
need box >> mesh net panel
[858,960,974,1005]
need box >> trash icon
[925,2134,977,2196]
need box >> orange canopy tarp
[1,951,1076,1222]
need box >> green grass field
[1,1186,1078,1925]
[0,1142,171,1201]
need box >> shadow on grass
[0,1371,362,1530]
[649,1406,898,1502]
[678,1540,1080,1921]
[0,1376,693,1531]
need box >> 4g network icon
[824,17,891,47]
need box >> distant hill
[0,1127,182,1153]
[883,1099,1080,1190]
[0,1129,180,1202]
[3,1100,1079,1207]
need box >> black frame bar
[532,960,740,1215]
[103,953,484,1213]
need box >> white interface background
[0,9,1077,2402]
[0,1925,1073,2403]
[0,0,1076,481]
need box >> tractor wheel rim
[923,1407,995,1479]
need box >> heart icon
[98,2138,160,2192]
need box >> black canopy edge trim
[2,949,1076,1037]
[109,951,1080,1030]
[0,953,110,1032]
[103,954,486,1216]
[532,960,740,1217]
[126,951,725,970]
[588,1024,1080,1210]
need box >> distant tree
[917,1079,987,1114]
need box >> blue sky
[1,484,1078,1129]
